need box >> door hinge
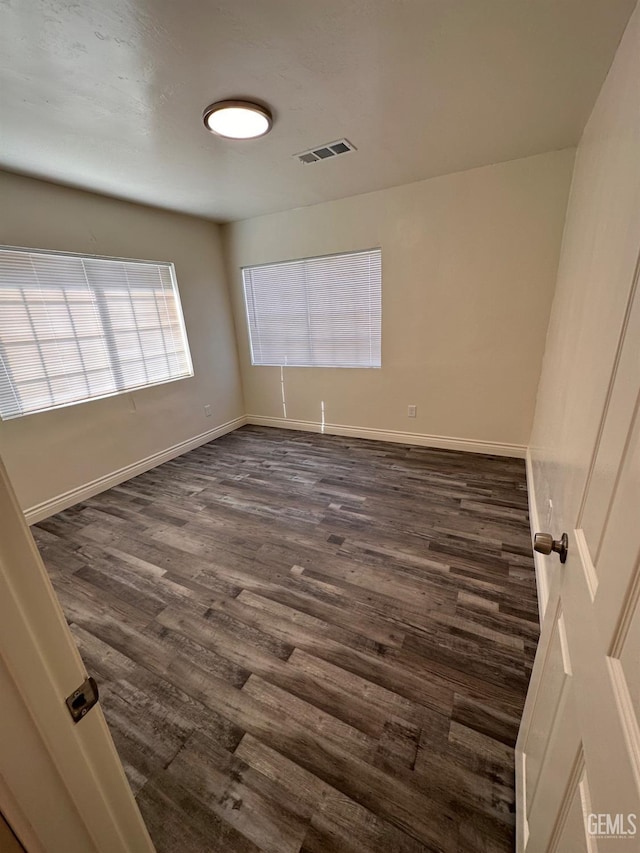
[66,676,99,723]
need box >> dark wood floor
[33,426,539,853]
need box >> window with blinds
[0,247,193,420]
[242,248,382,368]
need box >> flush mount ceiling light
[203,100,272,139]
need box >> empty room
[1,1,639,852]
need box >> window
[0,247,193,419]
[242,248,381,368]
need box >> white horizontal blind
[242,248,382,368]
[0,247,193,419]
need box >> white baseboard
[24,416,247,524]
[525,448,547,625]
[25,412,528,525]
[246,415,527,459]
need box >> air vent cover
[294,139,356,164]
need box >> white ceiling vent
[294,139,356,164]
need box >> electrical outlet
[204,404,212,417]
[408,405,417,418]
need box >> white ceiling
[0,0,635,222]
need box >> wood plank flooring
[33,425,539,853]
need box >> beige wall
[223,150,574,453]
[0,171,244,513]
[529,1,640,601]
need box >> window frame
[0,245,194,420]
[241,247,382,369]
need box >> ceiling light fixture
[202,100,272,139]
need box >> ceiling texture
[0,0,635,221]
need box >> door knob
[534,532,568,563]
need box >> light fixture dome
[203,100,272,139]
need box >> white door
[516,261,640,851]
[0,453,155,853]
